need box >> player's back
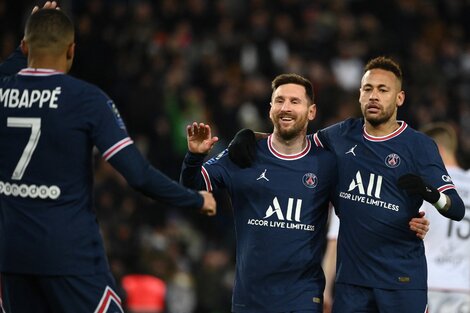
[0,69,127,275]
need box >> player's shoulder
[64,75,108,99]
[321,117,362,135]
[402,122,436,146]
[205,148,230,166]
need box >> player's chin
[364,114,386,126]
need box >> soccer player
[228,57,465,313]
[181,73,338,312]
[419,122,470,313]
[0,3,216,312]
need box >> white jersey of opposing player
[423,166,470,292]
[327,208,340,241]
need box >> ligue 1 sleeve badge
[302,173,318,188]
[385,153,401,168]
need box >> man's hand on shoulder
[228,128,257,168]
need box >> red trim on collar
[18,68,64,76]
[363,121,408,142]
[267,134,311,160]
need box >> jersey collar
[18,68,65,76]
[363,121,408,142]
[267,134,311,160]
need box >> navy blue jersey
[182,135,337,312]
[313,118,459,290]
[0,51,203,275]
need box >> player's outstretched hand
[228,128,256,168]
[199,191,216,216]
[397,173,440,204]
[187,122,219,155]
[32,1,60,14]
[409,211,430,240]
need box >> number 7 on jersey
[7,117,41,180]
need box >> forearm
[436,190,465,221]
[108,145,203,210]
[180,152,208,190]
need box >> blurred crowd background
[2,0,470,312]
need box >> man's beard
[271,114,308,141]
[363,107,394,127]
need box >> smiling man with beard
[180,73,339,312]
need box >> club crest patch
[302,173,318,188]
[385,153,401,168]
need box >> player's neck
[28,55,68,73]
[364,120,401,137]
[271,132,307,155]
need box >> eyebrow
[273,95,302,101]
[362,83,390,89]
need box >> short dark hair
[25,9,74,53]
[420,122,458,154]
[271,73,314,104]
[364,56,402,84]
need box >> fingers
[187,122,208,137]
[32,1,60,14]
[409,214,430,240]
[199,191,216,216]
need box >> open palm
[186,122,219,154]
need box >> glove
[397,173,440,204]
[228,128,256,168]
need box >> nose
[369,88,379,100]
[280,101,293,111]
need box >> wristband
[433,192,447,210]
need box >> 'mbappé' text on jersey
[0,68,132,275]
[181,135,337,312]
[314,118,456,290]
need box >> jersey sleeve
[181,150,231,192]
[108,145,203,210]
[82,87,203,209]
[312,121,345,152]
[80,88,133,158]
[415,136,465,220]
[0,46,27,77]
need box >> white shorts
[428,290,470,313]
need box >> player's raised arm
[0,2,61,77]
[180,122,219,191]
[187,122,219,155]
